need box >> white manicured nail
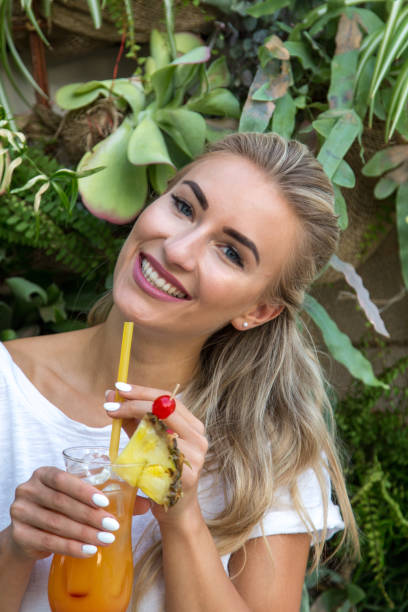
[102,517,120,531]
[105,389,113,399]
[92,493,109,508]
[97,532,115,544]
[115,382,132,392]
[82,544,97,556]
[104,402,121,411]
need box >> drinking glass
[48,446,139,612]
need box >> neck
[85,307,204,395]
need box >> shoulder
[252,464,344,543]
[3,330,87,385]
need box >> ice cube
[102,482,121,492]
[85,467,111,485]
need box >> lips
[132,253,191,302]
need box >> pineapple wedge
[113,413,184,509]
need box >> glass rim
[62,446,144,468]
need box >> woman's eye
[171,195,194,219]
[222,245,243,268]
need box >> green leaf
[374,176,399,199]
[86,0,102,29]
[303,295,387,388]
[354,56,375,119]
[345,583,365,605]
[362,145,408,176]
[396,182,408,289]
[51,180,70,211]
[386,55,408,140]
[332,160,355,188]
[300,581,310,612]
[317,110,362,179]
[108,79,145,119]
[175,32,202,54]
[239,62,290,133]
[187,88,241,119]
[55,82,106,110]
[148,164,176,194]
[246,0,291,18]
[172,46,210,65]
[22,0,50,46]
[150,29,170,70]
[284,41,318,72]
[128,117,175,167]
[333,184,348,230]
[271,93,296,139]
[0,329,17,341]
[312,117,336,138]
[328,50,359,110]
[78,118,148,223]
[6,277,47,305]
[368,0,404,123]
[156,108,206,158]
[206,56,231,90]
[151,64,177,108]
[3,14,47,100]
[205,119,236,143]
[369,11,408,103]
[346,7,384,34]
[172,63,200,102]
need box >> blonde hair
[89,133,359,606]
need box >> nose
[163,228,205,272]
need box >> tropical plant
[54,27,240,222]
[333,354,408,609]
[0,106,103,213]
[0,141,123,284]
[233,0,408,285]
[0,0,139,124]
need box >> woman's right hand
[8,466,150,562]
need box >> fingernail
[101,517,120,531]
[97,532,115,544]
[92,493,109,508]
[82,544,97,556]
[115,382,132,392]
[105,389,113,399]
[104,402,121,412]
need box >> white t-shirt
[0,342,344,611]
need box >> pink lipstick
[132,253,191,302]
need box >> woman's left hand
[104,384,208,525]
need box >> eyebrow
[182,180,209,210]
[223,227,260,265]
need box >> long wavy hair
[89,133,359,607]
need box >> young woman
[0,132,358,611]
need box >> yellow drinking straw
[109,321,134,461]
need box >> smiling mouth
[141,256,188,299]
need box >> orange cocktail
[48,447,138,612]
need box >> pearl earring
[243,321,249,328]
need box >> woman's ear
[231,303,284,331]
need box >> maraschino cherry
[152,395,176,419]
[152,384,180,419]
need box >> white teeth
[141,257,186,299]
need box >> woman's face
[113,153,300,340]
